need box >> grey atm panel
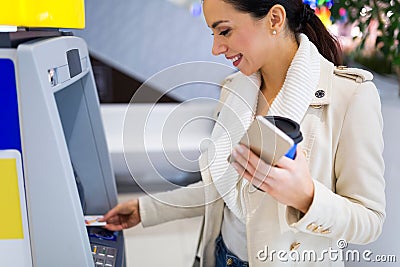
[17,36,125,267]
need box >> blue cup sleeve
[285,144,297,160]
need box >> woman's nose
[212,37,228,56]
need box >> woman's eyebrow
[211,20,229,28]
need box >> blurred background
[73,0,400,105]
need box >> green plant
[331,0,400,72]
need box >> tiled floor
[119,73,400,267]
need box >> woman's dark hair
[222,0,343,66]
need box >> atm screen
[54,75,108,214]
[54,73,125,267]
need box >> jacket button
[226,258,233,265]
[313,225,324,233]
[315,90,325,98]
[306,223,318,231]
[290,242,301,251]
[311,104,322,109]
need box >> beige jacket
[139,56,385,266]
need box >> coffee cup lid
[265,116,303,144]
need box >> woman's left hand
[231,144,314,214]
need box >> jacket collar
[310,56,334,106]
[251,53,334,112]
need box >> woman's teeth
[230,54,242,63]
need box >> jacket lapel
[309,57,333,107]
[276,57,334,234]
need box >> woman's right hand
[100,199,141,231]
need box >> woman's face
[203,0,274,76]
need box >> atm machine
[0,1,125,266]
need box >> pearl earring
[272,30,277,35]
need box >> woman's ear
[268,4,286,33]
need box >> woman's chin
[238,68,255,76]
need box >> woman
[101,1,385,266]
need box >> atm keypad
[91,244,117,267]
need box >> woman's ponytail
[295,4,343,66]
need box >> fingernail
[232,149,238,158]
[236,145,244,153]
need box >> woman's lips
[227,54,243,67]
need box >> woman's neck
[260,36,299,105]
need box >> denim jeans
[215,235,249,267]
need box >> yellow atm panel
[0,158,23,239]
[0,0,85,29]
[0,150,32,266]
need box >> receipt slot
[0,35,125,266]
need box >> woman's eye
[219,29,231,36]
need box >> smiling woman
[102,1,386,266]
[203,0,341,77]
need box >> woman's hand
[231,144,314,213]
[99,199,141,231]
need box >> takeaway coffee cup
[264,116,303,159]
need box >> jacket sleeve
[289,81,386,244]
[139,78,235,228]
[139,181,206,227]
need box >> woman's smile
[226,53,243,67]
